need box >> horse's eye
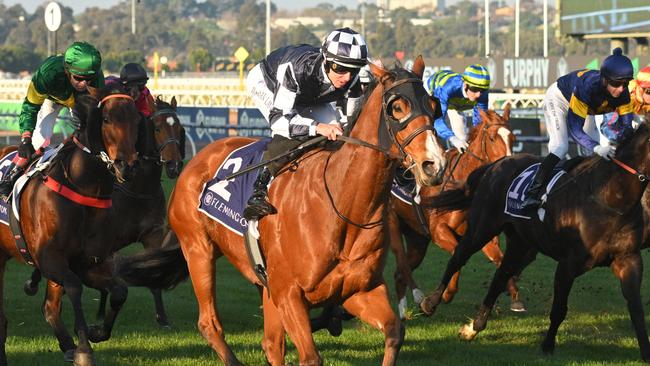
[393,104,403,113]
[155,128,161,133]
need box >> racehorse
[388,106,524,318]
[0,85,139,366]
[420,121,650,362]
[117,57,447,366]
[21,95,185,361]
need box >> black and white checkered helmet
[322,28,368,68]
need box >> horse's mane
[466,110,497,142]
[615,120,649,160]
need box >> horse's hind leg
[42,280,76,361]
[185,237,242,366]
[343,283,403,366]
[610,253,650,361]
[421,210,502,316]
[458,233,531,342]
[540,261,577,355]
[480,236,526,312]
[262,287,286,365]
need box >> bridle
[465,119,510,164]
[324,72,438,229]
[141,107,183,164]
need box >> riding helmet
[321,28,368,68]
[462,64,491,90]
[64,41,102,76]
[600,47,633,81]
[120,63,149,84]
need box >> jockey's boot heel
[0,165,24,199]
[243,166,277,220]
[521,153,561,210]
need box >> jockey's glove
[17,134,35,160]
[449,136,468,153]
[593,144,616,160]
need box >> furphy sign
[503,58,550,88]
[410,56,650,89]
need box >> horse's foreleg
[262,287,286,366]
[23,268,41,296]
[95,289,108,321]
[611,253,650,362]
[185,239,242,366]
[43,280,76,361]
[481,236,526,312]
[387,212,411,319]
[343,284,403,366]
[402,225,430,305]
[460,237,530,342]
[540,261,576,355]
[432,222,464,304]
[141,225,171,328]
[274,286,321,365]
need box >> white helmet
[322,28,368,69]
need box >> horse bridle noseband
[142,108,183,164]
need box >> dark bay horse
[117,57,446,366]
[0,86,139,366]
[23,95,186,362]
[388,106,524,318]
[421,121,650,362]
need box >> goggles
[329,62,359,76]
[607,79,629,88]
[71,74,93,82]
[467,85,488,93]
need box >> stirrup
[520,196,541,210]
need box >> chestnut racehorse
[422,121,650,362]
[389,106,524,318]
[0,85,139,366]
[117,57,447,365]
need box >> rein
[612,157,650,182]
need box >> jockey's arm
[432,91,454,141]
[18,81,47,134]
[268,67,317,139]
[566,94,599,151]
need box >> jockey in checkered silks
[243,27,368,221]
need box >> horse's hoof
[419,296,437,316]
[412,288,425,305]
[88,325,109,343]
[156,315,171,329]
[327,316,343,337]
[73,351,95,366]
[458,322,478,341]
[23,280,38,296]
[63,348,76,363]
[510,300,526,312]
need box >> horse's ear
[502,103,511,122]
[412,55,425,79]
[171,96,177,109]
[369,60,388,80]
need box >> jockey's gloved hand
[449,136,468,153]
[593,144,616,160]
[17,133,35,160]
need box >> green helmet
[64,41,101,76]
[462,64,490,89]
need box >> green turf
[2,172,650,365]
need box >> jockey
[426,64,490,152]
[243,27,367,221]
[0,41,104,197]
[105,63,155,117]
[521,47,635,210]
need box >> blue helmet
[600,47,633,81]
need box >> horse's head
[369,56,446,186]
[467,104,515,162]
[147,96,184,178]
[80,85,140,182]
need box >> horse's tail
[422,163,492,213]
[116,244,189,290]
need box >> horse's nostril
[422,160,438,176]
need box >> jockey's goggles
[467,85,488,93]
[643,88,650,95]
[329,62,360,76]
[71,74,93,82]
[125,81,146,91]
[606,78,630,88]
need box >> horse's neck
[61,144,114,197]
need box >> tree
[189,48,214,72]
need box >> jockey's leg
[32,100,63,150]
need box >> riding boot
[521,153,561,210]
[0,164,24,198]
[243,166,277,221]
